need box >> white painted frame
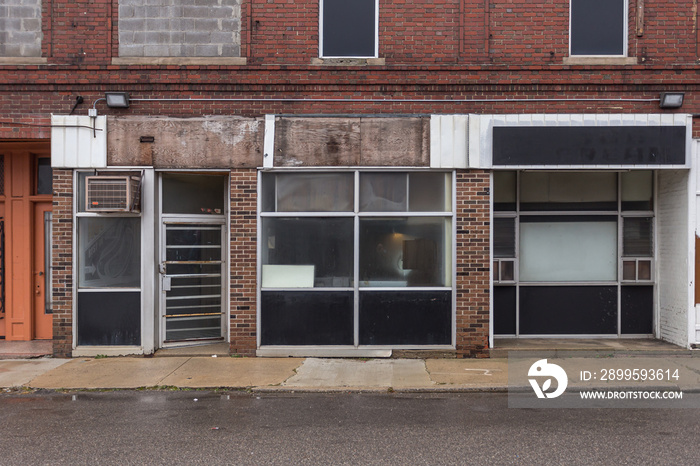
[72,168,154,357]
[319,0,380,58]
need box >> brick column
[52,169,73,358]
[229,169,257,356]
[455,170,491,358]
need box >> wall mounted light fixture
[105,92,130,108]
[659,92,685,109]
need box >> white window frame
[569,0,628,58]
[319,0,379,59]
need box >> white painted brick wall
[657,170,690,347]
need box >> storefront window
[260,170,454,347]
[78,217,141,288]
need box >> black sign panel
[493,126,686,166]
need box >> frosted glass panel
[520,220,617,281]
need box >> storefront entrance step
[490,338,692,358]
[154,342,230,358]
[0,340,52,359]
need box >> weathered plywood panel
[107,116,263,168]
[274,118,361,167]
[274,117,429,167]
[360,117,429,166]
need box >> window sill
[111,57,247,66]
[563,56,638,66]
[0,57,47,65]
[311,58,386,66]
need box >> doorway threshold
[155,342,230,358]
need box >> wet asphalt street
[0,391,698,465]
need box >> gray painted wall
[0,0,42,57]
[118,0,241,57]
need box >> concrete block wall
[657,170,690,347]
[0,0,42,57]
[118,0,241,57]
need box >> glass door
[161,222,225,343]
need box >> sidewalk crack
[155,358,192,386]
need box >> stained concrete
[0,340,52,359]
[159,357,302,388]
[107,116,263,168]
[282,358,434,390]
[425,359,508,388]
[28,357,190,389]
[0,359,69,388]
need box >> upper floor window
[118,0,242,58]
[320,0,378,58]
[570,0,627,56]
[0,0,42,58]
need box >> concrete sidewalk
[2,354,699,393]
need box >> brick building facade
[1,1,699,357]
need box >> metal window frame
[257,169,456,351]
[493,169,656,338]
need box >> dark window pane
[621,286,653,334]
[78,217,141,288]
[494,171,516,211]
[622,260,636,281]
[359,291,451,345]
[408,172,451,212]
[262,217,354,288]
[494,217,515,258]
[494,286,516,335]
[500,260,514,281]
[621,171,653,211]
[360,217,451,287]
[519,286,617,335]
[360,173,407,212]
[638,260,652,281]
[162,174,226,215]
[36,158,52,195]
[261,291,353,345]
[520,172,617,211]
[571,0,625,56]
[78,292,140,345]
[623,217,653,257]
[272,173,354,212]
[322,0,376,57]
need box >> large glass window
[78,217,141,288]
[261,171,454,347]
[493,170,655,337]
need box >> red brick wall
[455,170,490,358]
[16,0,698,65]
[229,169,258,356]
[52,169,73,357]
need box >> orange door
[32,202,52,339]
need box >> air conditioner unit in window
[85,175,141,212]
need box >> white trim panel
[51,115,107,168]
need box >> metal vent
[85,176,141,212]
